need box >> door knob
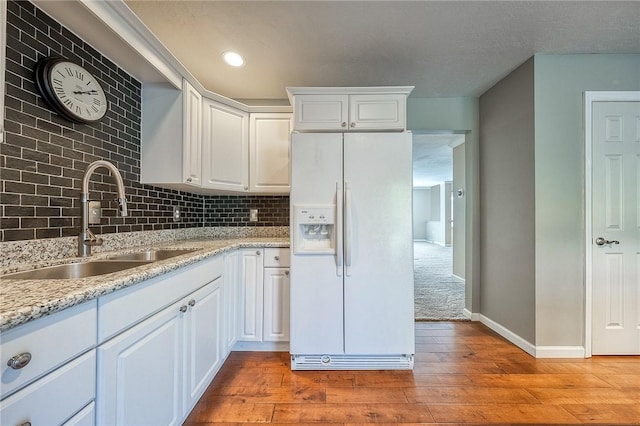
[595,237,620,246]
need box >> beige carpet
[414,242,467,321]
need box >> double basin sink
[2,249,198,280]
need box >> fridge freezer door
[342,132,415,355]
[290,133,345,354]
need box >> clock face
[35,57,108,124]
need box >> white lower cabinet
[263,267,290,342]
[223,251,240,353]
[96,256,225,426]
[238,249,264,341]
[96,298,183,426]
[237,248,290,348]
[0,351,96,426]
[0,300,97,426]
[183,280,223,414]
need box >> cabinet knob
[350,122,355,128]
[7,352,32,370]
[274,255,280,261]
[341,122,347,128]
[188,299,196,307]
[186,177,193,183]
[179,305,188,313]
[285,270,289,276]
[256,251,261,255]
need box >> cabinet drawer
[98,255,223,343]
[63,402,95,426]
[0,350,96,426]
[0,301,97,398]
[263,248,290,267]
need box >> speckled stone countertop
[0,237,289,332]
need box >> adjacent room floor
[414,241,466,321]
[185,321,640,424]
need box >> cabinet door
[293,94,348,131]
[263,268,290,342]
[249,113,292,193]
[183,279,223,413]
[223,251,240,352]
[202,99,249,192]
[348,94,406,131]
[238,249,264,341]
[182,79,202,186]
[96,300,183,426]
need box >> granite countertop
[0,237,289,332]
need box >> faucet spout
[78,160,128,257]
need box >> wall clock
[34,56,108,124]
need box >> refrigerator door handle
[345,181,352,276]
[335,182,343,277]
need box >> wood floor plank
[527,387,640,404]
[595,374,640,388]
[205,385,326,403]
[354,373,472,388]
[326,387,409,403]
[561,403,640,423]
[427,403,582,424]
[184,398,275,423]
[405,386,540,404]
[467,373,614,388]
[185,322,640,425]
[272,403,435,423]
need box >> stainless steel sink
[106,248,198,262]
[2,261,152,280]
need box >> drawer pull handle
[179,305,188,313]
[188,299,196,307]
[7,352,32,370]
[18,422,32,426]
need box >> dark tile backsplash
[1,0,289,242]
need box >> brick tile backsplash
[1,0,289,242]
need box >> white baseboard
[478,314,536,357]
[463,308,480,321]
[472,314,585,358]
[535,346,585,358]
[232,340,289,352]
[452,274,465,283]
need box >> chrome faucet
[78,160,128,257]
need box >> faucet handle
[84,228,104,246]
[116,197,128,217]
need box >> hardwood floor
[184,322,640,425]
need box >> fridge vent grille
[290,354,414,370]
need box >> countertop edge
[0,238,289,332]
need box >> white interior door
[591,98,640,355]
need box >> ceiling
[123,0,640,101]
[413,134,463,187]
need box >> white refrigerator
[290,131,415,370]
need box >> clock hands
[73,89,99,95]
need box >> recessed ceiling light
[222,51,245,67]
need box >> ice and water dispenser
[293,205,336,254]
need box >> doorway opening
[412,133,467,321]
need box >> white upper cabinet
[182,80,202,186]
[287,87,413,132]
[249,113,292,193]
[141,79,202,190]
[202,99,249,192]
[292,94,349,131]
